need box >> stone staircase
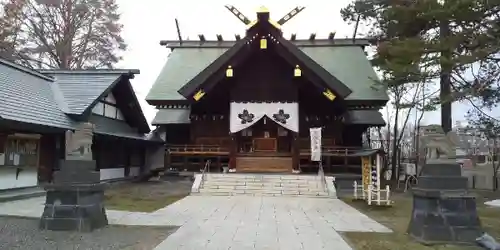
[191,173,337,198]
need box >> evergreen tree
[342,0,500,179]
[342,0,500,118]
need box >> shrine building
[146,6,388,174]
[0,59,164,190]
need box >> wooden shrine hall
[146,6,389,174]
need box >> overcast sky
[115,1,475,128]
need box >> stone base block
[417,176,468,190]
[40,214,108,231]
[39,188,108,232]
[408,194,482,245]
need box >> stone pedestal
[39,160,108,232]
[407,163,482,245]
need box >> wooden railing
[299,138,336,149]
[168,144,229,154]
[300,146,377,156]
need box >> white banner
[229,102,299,133]
[310,127,322,161]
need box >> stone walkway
[0,196,391,250]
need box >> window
[92,102,104,115]
[1,136,39,167]
[104,104,117,119]
[242,129,252,137]
[264,131,270,138]
[94,100,125,121]
[278,127,288,136]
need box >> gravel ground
[0,216,177,250]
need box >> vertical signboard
[309,128,322,162]
[361,156,371,190]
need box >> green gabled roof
[300,46,388,101]
[146,41,388,102]
[146,48,228,102]
[151,108,191,125]
[344,110,386,126]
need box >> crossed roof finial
[224,5,305,30]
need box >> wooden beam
[277,6,306,25]
[175,18,183,45]
[224,5,251,25]
[159,38,371,48]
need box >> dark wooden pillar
[124,145,131,177]
[229,134,236,169]
[292,132,299,171]
[165,147,171,169]
[0,133,8,154]
[326,155,331,174]
[39,134,55,183]
[216,156,221,172]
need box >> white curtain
[310,127,322,161]
[229,103,266,134]
[230,102,299,133]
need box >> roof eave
[274,35,353,98]
[146,99,189,106]
[39,69,140,76]
[177,38,249,99]
[0,58,54,81]
[159,38,372,49]
[0,117,74,132]
[122,80,151,133]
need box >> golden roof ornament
[257,6,269,13]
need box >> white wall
[0,168,38,190]
[99,167,142,181]
[0,167,143,189]
[99,168,125,181]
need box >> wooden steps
[236,156,292,173]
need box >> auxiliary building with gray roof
[0,58,164,191]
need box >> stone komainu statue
[419,125,459,161]
[65,122,94,161]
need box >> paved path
[0,196,391,250]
